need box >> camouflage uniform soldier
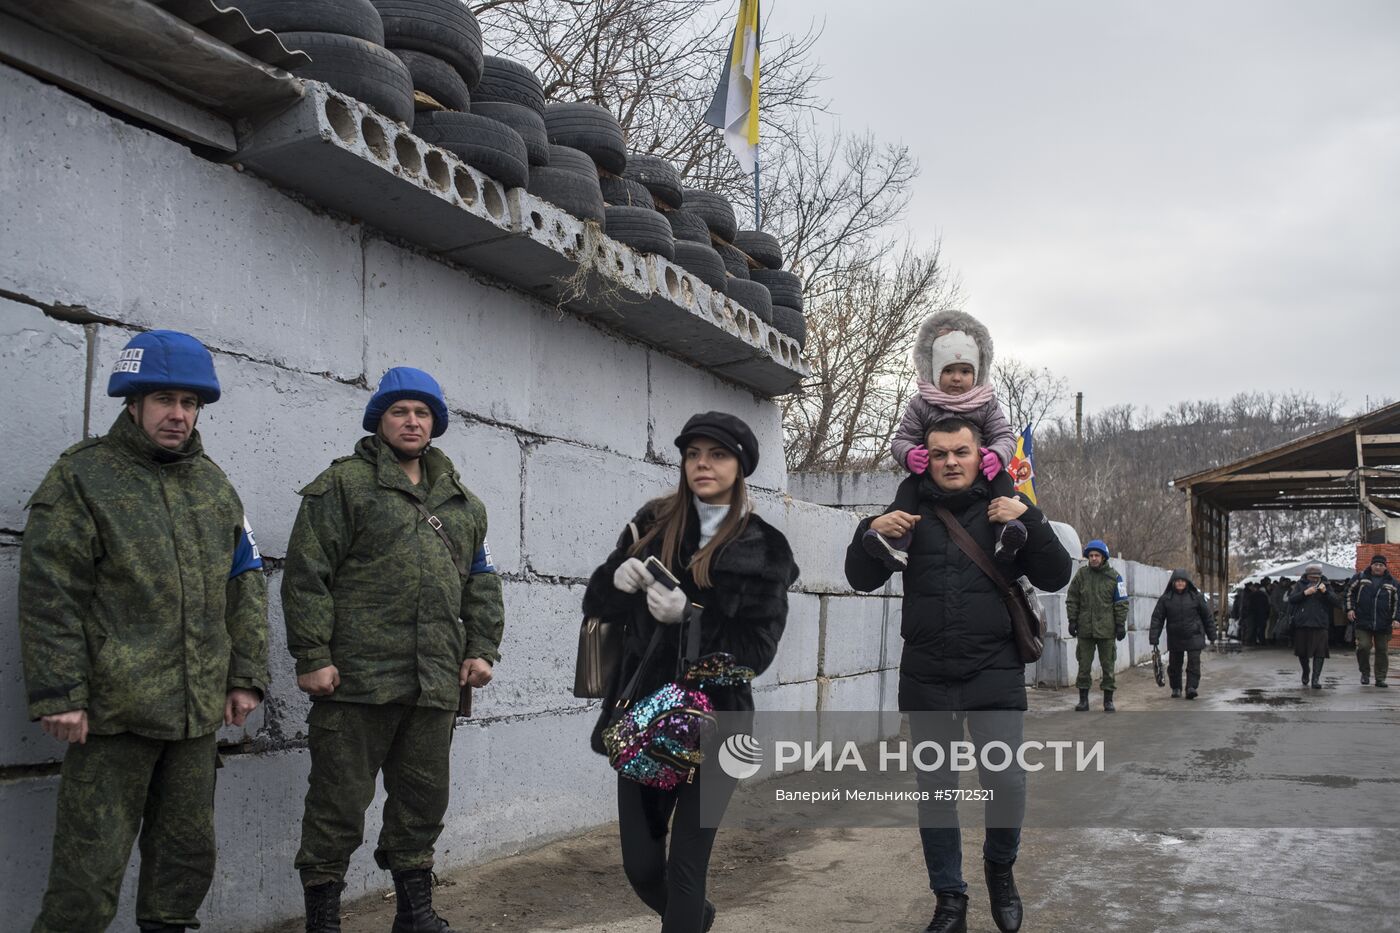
[19,330,268,933]
[283,367,505,933]
[1066,538,1129,712]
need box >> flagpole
[753,142,762,231]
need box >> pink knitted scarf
[915,380,996,412]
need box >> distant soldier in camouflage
[19,330,268,933]
[1066,538,1130,712]
[282,367,505,933]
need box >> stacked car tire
[737,231,805,348]
[242,0,415,124]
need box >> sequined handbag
[603,611,728,789]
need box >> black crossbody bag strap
[403,494,468,577]
[933,505,1012,591]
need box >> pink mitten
[906,447,929,474]
[979,447,1001,480]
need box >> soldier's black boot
[1103,690,1115,712]
[923,892,969,932]
[391,869,458,933]
[1074,688,1089,711]
[303,881,345,933]
[984,859,1023,932]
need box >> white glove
[613,557,654,594]
[646,582,689,624]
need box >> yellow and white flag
[704,0,761,174]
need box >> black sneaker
[862,528,908,571]
[994,519,1028,560]
[923,892,969,933]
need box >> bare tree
[782,242,960,471]
[991,356,1069,433]
[473,0,825,191]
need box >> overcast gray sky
[765,0,1399,417]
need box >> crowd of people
[15,313,1396,933]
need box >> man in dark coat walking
[845,417,1072,933]
[1345,554,1398,687]
[1149,570,1217,699]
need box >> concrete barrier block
[0,65,366,378]
[472,581,591,720]
[753,679,819,712]
[0,300,87,531]
[1126,630,1154,668]
[522,442,673,579]
[432,420,524,575]
[822,594,893,678]
[444,709,615,864]
[363,240,650,458]
[755,592,820,687]
[1040,592,1068,638]
[644,349,787,493]
[819,670,885,713]
[0,548,70,768]
[0,770,63,931]
[1130,596,1157,633]
[1030,635,1072,688]
[363,242,534,429]
[780,497,859,594]
[881,594,905,670]
[817,671,893,746]
[786,470,904,511]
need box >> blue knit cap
[1084,539,1109,559]
[363,367,448,438]
[106,330,221,404]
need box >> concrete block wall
[0,62,903,932]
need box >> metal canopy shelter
[1172,401,1400,615]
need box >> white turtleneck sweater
[694,496,731,549]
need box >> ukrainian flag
[1009,424,1037,505]
[704,0,761,174]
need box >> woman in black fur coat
[582,411,798,933]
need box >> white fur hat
[930,330,980,381]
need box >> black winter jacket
[1287,578,1341,628]
[582,500,798,755]
[844,474,1072,711]
[1345,571,1400,632]
[1149,570,1216,651]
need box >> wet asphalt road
[267,645,1400,932]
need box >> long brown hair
[630,468,751,589]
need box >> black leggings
[616,770,737,932]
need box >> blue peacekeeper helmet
[363,367,449,438]
[106,330,221,403]
[1084,539,1109,559]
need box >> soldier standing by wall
[282,367,505,933]
[1066,539,1129,712]
[20,331,268,933]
